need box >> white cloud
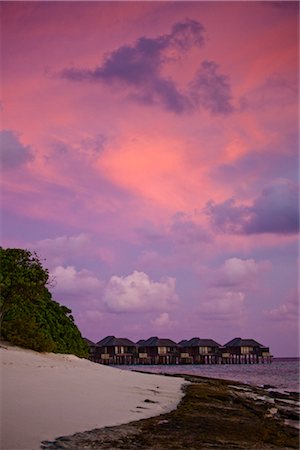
[38,233,89,251]
[51,265,103,296]
[151,312,176,328]
[199,290,245,320]
[214,257,270,287]
[32,234,90,267]
[103,270,179,313]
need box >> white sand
[0,344,185,450]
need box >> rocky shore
[41,374,299,449]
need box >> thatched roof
[140,336,178,347]
[180,338,221,347]
[97,336,136,347]
[224,337,265,348]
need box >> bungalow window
[199,347,209,354]
[158,347,167,355]
[241,346,253,354]
[115,346,124,354]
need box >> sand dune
[0,343,185,450]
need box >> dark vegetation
[0,247,88,357]
[42,375,299,449]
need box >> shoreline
[1,343,299,449]
[112,360,300,395]
[1,343,185,450]
[132,368,300,400]
[41,374,300,449]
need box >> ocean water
[116,358,299,393]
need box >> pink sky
[1,1,299,356]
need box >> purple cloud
[60,20,234,115]
[0,129,33,169]
[247,179,299,234]
[190,60,234,115]
[198,290,246,322]
[60,19,205,114]
[263,289,298,322]
[213,151,298,186]
[205,179,299,235]
[170,212,211,244]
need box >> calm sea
[116,358,299,393]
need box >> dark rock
[40,375,299,449]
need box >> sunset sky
[1,1,299,356]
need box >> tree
[0,248,48,327]
[0,247,88,357]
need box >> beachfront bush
[3,316,56,352]
[0,247,88,357]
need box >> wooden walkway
[90,354,272,365]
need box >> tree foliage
[0,247,88,357]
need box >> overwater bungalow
[137,337,178,364]
[85,335,272,365]
[179,338,221,364]
[224,337,272,364]
[95,336,137,364]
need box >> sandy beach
[0,343,185,450]
[41,373,299,450]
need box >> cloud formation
[0,129,33,169]
[151,312,176,328]
[103,270,179,313]
[170,212,211,245]
[205,179,299,235]
[51,265,103,296]
[199,290,245,321]
[214,151,298,187]
[60,20,233,115]
[190,60,234,115]
[33,234,90,267]
[264,289,298,321]
[214,257,269,287]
